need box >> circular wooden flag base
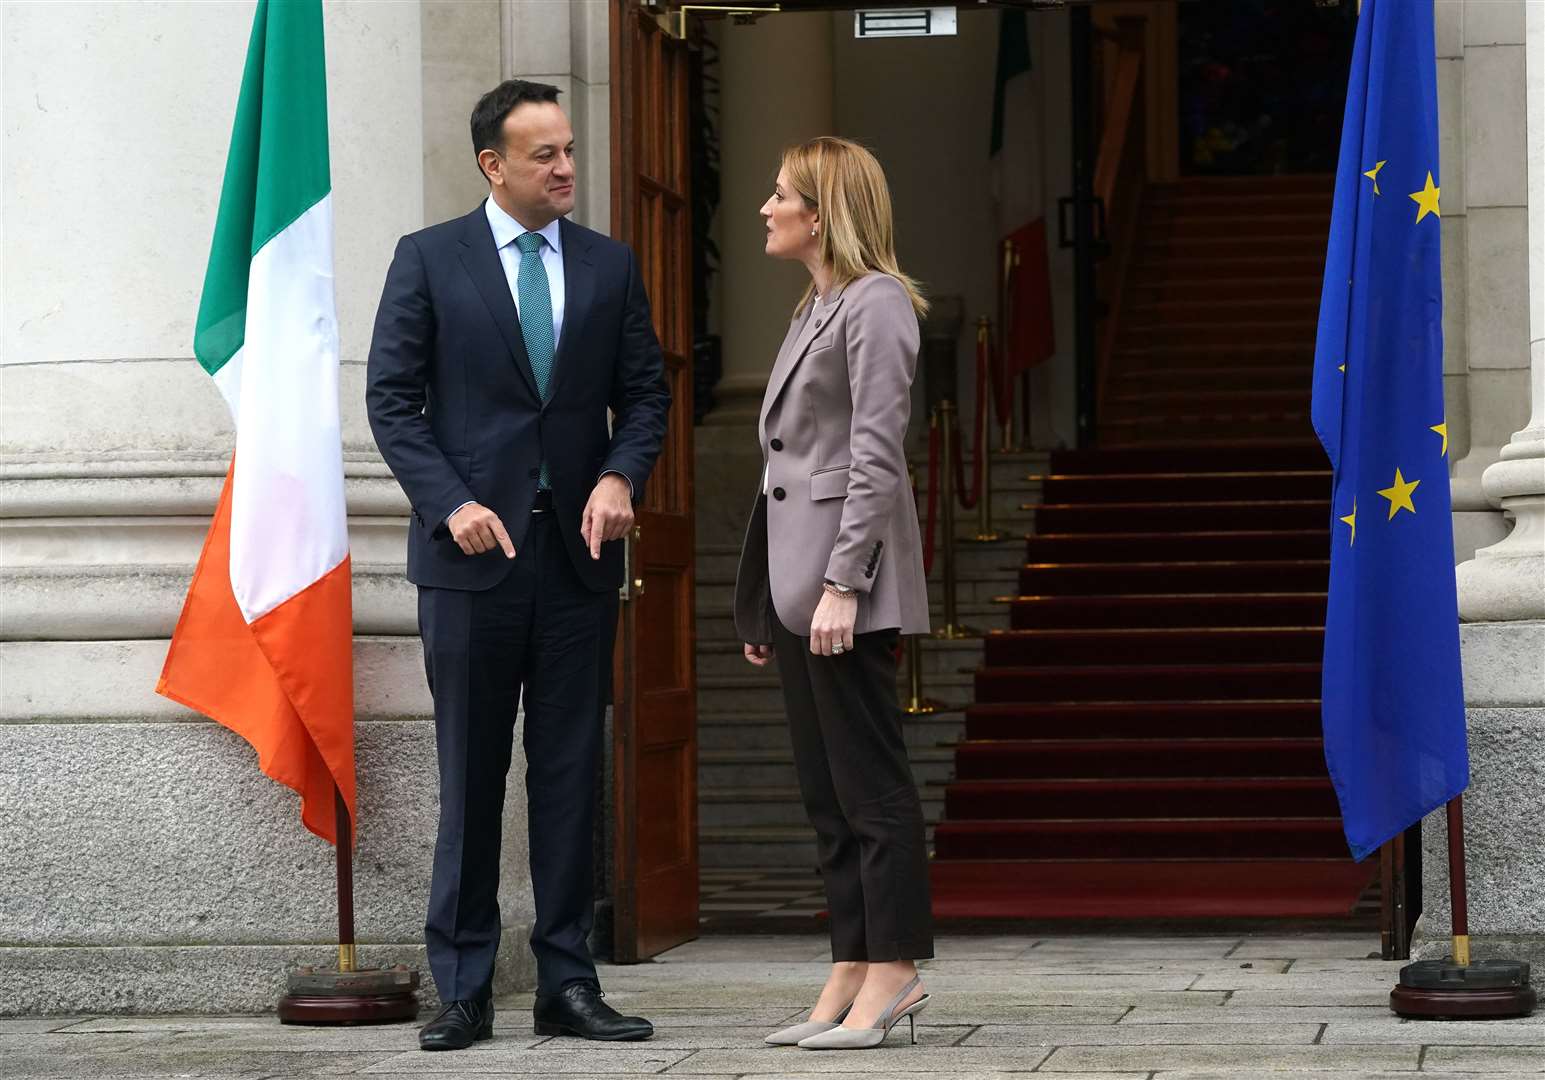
[278,965,421,1026]
[1390,959,1535,1020]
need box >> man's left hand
[581,473,635,560]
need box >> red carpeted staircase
[930,175,1376,920]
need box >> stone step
[697,708,967,753]
[698,746,956,790]
[694,536,1029,587]
[700,823,940,868]
[694,636,985,680]
[691,600,1012,644]
[700,784,946,829]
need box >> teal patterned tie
[515,232,554,490]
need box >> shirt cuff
[599,470,635,499]
[444,500,476,529]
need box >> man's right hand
[447,503,516,559]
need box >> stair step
[930,859,1376,920]
[701,785,945,829]
[1138,213,1330,242]
[700,711,966,752]
[1033,500,1329,533]
[1023,529,1327,562]
[1117,321,1315,347]
[1017,559,1328,596]
[1008,592,1327,630]
[1114,343,1314,368]
[1129,276,1323,304]
[698,746,955,788]
[1037,471,1330,503]
[953,736,1327,781]
[974,662,1322,703]
[1129,298,1321,323]
[1048,443,1325,475]
[1115,366,1310,393]
[933,817,1348,860]
[945,775,1337,819]
[1139,234,1327,258]
[982,627,1323,666]
[964,700,1321,740]
[1099,416,1316,444]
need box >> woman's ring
[832,644,844,654]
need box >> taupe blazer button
[770,438,784,451]
[772,487,787,500]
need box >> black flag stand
[278,786,421,1024]
[1389,795,1535,1019]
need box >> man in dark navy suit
[366,80,669,1051]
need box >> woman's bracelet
[822,579,856,598]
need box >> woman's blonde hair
[780,137,929,319]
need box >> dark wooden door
[608,0,698,962]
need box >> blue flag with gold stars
[1311,0,1468,862]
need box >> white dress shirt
[444,199,628,527]
[484,195,565,351]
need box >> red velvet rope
[953,332,991,510]
[920,418,941,577]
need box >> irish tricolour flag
[158,0,355,845]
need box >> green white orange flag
[158,0,355,845]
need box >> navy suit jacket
[366,206,671,593]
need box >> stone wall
[1,0,611,1015]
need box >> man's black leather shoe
[533,981,653,1041]
[419,999,493,1051]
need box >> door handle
[621,524,645,601]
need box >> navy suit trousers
[418,511,613,1001]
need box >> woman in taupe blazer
[734,137,933,1051]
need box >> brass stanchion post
[971,317,1001,543]
[902,634,943,715]
[999,238,1021,453]
[934,400,978,639]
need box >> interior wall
[707,8,1077,449]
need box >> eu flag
[1311,0,1468,862]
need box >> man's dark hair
[470,79,562,179]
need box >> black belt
[531,489,554,513]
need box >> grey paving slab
[360,1043,698,1073]
[1226,988,1397,1007]
[0,1047,397,1079]
[1027,937,1243,959]
[1039,1043,1422,1072]
[919,958,1291,975]
[924,1005,1128,1026]
[726,1075,1149,1080]
[0,1018,90,1033]
[1321,1019,1545,1045]
[1285,958,1412,973]
[599,1024,976,1049]
[662,1047,1056,1072]
[56,1015,281,1033]
[639,1006,812,1027]
[960,1022,1321,1046]
[1226,934,1384,959]
[1419,1045,1545,1072]
[1190,970,1397,991]
[160,1026,547,1053]
[1122,1004,1392,1024]
[1149,1074,1423,1080]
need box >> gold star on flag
[1431,421,1448,457]
[1340,499,1357,546]
[1377,468,1420,520]
[1338,362,1346,373]
[1410,171,1441,223]
[1363,159,1386,195]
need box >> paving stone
[161,1025,543,1053]
[1418,1045,1545,1072]
[1226,989,1395,1007]
[1321,1018,1545,1044]
[924,1005,1127,1025]
[1028,937,1243,959]
[1190,971,1398,991]
[605,1024,976,1049]
[1226,935,1383,960]
[921,958,1291,976]
[0,1046,396,1079]
[360,1043,698,1073]
[664,1047,1056,1072]
[1039,1044,1421,1072]
[735,1074,1146,1080]
[961,1021,1321,1046]
[57,1015,281,1033]
[0,1018,87,1033]
[1284,958,1411,973]
[1121,1005,1392,1025]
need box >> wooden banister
[1091,17,1148,432]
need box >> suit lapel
[545,217,594,407]
[457,208,541,401]
[760,287,849,433]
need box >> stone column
[1413,0,1545,967]
[0,0,538,1013]
[1442,0,1535,562]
